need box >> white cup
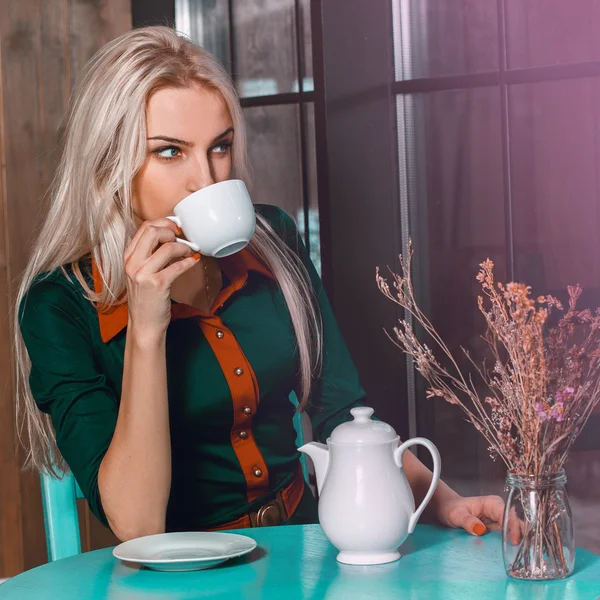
[166,180,256,258]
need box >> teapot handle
[394,438,441,534]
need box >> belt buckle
[255,494,286,527]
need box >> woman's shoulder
[20,261,94,324]
[28,261,91,298]
[254,203,300,243]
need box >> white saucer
[113,531,258,572]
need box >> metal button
[243,406,252,415]
[234,367,244,376]
[253,469,263,478]
[239,431,249,439]
[216,330,224,339]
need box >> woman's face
[132,85,234,222]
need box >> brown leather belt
[206,464,305,531]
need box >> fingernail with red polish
[473,523,487,537]
[192,252,201,260]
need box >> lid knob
[350,407,375,423]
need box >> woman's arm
[97,330,172,540]
[21,219,201,541]
[401,449,460,520]
[403,449,505,534]
[97,218,200,540]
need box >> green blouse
[20,204,367,531]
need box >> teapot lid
[330,407,398,444]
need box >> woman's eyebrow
[211,127,234,143]
[147,135,193,146]
[147,128,234,147]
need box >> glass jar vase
[502,470,575,580]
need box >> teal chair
[289,391,310,482]
[41,394,309,561]
[40,471,84,562]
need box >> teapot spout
[298,442,329,494]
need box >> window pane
[299,0,314,92]
[244,104,303,218]
[392,0,498,80]
[176,0,312,93]
[398,88,506,495]
[234,0,298,97]
[506,0,600,69]
[509,79,600,294]
[296,103,320,273]
[243,103,320,271]
[175,0,231,72]
[509,78,600,553]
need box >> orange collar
[93,249,274,343]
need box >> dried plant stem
[378,241,600,580]
[509,488,570,580]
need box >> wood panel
[69,0,132,86]
[0,10,23,574]
[0,0,48,576]
[0,0,130,578]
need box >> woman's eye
[154,146,181,160]
[212,142,232,156]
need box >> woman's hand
[124,218,200,341]
[435,494,505,536]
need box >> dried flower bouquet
[377,243,600,579]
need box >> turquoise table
[1,525,599,600]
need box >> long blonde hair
[14,26,322,475]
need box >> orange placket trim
[92,260,129,342]
[199,315,269,503]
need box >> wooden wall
[0,0,131,578]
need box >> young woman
[16,26,504,541]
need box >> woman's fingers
[505,507,525,546]
[125,226,176,275]
[124,218,181,264]
[481,495,505,527]
[141,242,198,274]
[122,219,198,335]
[485,521,503,532]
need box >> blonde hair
[14,26,322,474]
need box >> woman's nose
[186,157,215,193]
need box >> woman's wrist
[403,449,460,523]
[127,322,167,350]
[426,480,461,524]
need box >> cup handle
[165,216,200,251]
[394,437,441,534]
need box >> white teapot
[299,407,441,565]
